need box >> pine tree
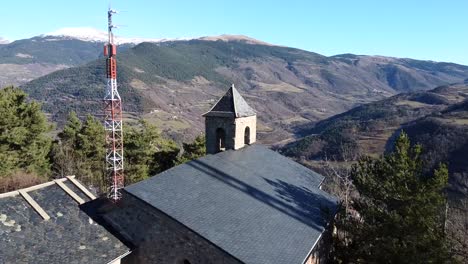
[332,132,453,263]
[51,116,180,193]
[124,120,179,185]
[177,135,206,164]
[0,86,52,178]
[52,113,106,190]
[59,111,82,144]
[76,115,106,188]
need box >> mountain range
[2,27,467,254]
[9,30,467,142]
[2,28,468,143]
[0,28,269,87]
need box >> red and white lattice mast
[103,8,124,201]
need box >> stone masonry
[233,115,256,150]
[205,116,236,154]
[205,115,256,154]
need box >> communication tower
[103,8,124,201]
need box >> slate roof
[203,84,256,117]
[125,144,338,264]
[0,177,130,264]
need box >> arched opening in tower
[216,128,226,152]
[244,126,250,145]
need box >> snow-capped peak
[38,27,273,46]
[45,27,109,42]
[0,37,10,44]
[198,34,273,46]
[43,27,189,44]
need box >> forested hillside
[21,40,468,143]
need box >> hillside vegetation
[0,36,134,87]
[331,133,453,263]
[0,87,205,193]
[21,40,468,143]
[283,83,468,160]
[282,83,468,260]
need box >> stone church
[0,85,338,264]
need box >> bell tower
[203,84,256,154]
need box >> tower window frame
[216,127,226,152]
[244,126,251,145]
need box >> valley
[281,83,468,255]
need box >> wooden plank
[66,176,97,200]
[0,190,20,198]
[21,181,56,192]
[0,178,67,198]
[54,180,85,205]
[19,190,50,221]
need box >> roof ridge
[202,87,232,116]
[231,84,238,117]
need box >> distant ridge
[40,27,271,46]
[20,40,468,144]
[199,34,273,46]
[43,27,193,44]
[0,37,9,44]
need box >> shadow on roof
[80,198,136,249]
[187,159,337,230]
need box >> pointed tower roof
[203,84,256,117]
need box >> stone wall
[205,116,236,154]
[205,115,257,154]
[234,115,256,150]
[104,193,242,264]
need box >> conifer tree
[59,111,82,144]
[76,115,106,187]
[52,116,181,193]
[124,120,179,184]
[332,132,452,263]
[0,86,52,178]
[177,135,206,164]
[52,113,106,190]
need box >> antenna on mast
[103,7,124,202]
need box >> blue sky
[1,0,467,64]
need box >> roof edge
[202,86,233,117]
[232,84,238,117]
[301,231,324,264]
[106,250,132,264]
[203,111,236,117]
[0,177,74,198]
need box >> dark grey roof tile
[0,182,129,264]
[125,144,338,264]
[204,84,256,118]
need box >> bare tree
[446,173,468,262]
[321,143,359,215]
[51,143,80,178]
